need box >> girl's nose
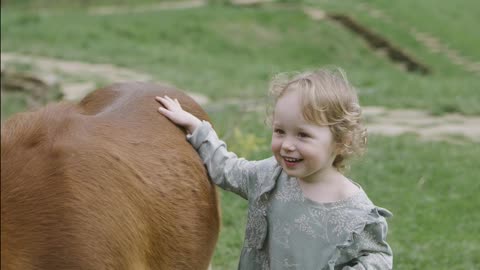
[282,140,296,152]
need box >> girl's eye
[274,129,284,135]
[298,132,309,138]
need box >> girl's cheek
[270,142,277,153]
[271,138,281,153]
[271,140,283,165]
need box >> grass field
[1,1,479,269]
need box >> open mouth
[282,156,303,167]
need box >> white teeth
[284,157,301,162]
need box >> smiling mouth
[283,157,303,164]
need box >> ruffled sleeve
[339,207,393,270]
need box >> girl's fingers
[165,95,174,103]
[158,96,174,109]
[165,96,182,109]
[156,95,183,112]
[155,96,163,104]
[158,107,172,117]
[155,96,170,108]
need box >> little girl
[156,68,393,270]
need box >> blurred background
[1,0,479,269]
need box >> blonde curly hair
[267,67,367,171]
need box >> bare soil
[2,52,478,143]
[88,0,206,16]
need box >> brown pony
[1,82,220,270]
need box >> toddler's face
[271,90,337,183]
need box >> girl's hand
[155,95,202,134]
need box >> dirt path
[2,52,478,143]
[88,0,206,16]
[362,107,480,143]
[207,99,480,144]
[1,52,208,103]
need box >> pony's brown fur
[1,82,220,270]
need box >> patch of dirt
[0,52,207,104]
[363,107,480,143]
[2,52,478,144]
[1,66,59,109]
[88,0,206,16]
[207,99,480,144]
[231,0,274,6]
[303,8,327,21]
[2,52,153,82]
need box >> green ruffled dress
[187,121,393,270]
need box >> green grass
[1,1,479,269]
[352,135,480,269]
[0,0,179,10]
[2,4,480,116]
[363,0,479,60]
[308,0,480,61]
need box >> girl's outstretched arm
[155,95,275,200]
